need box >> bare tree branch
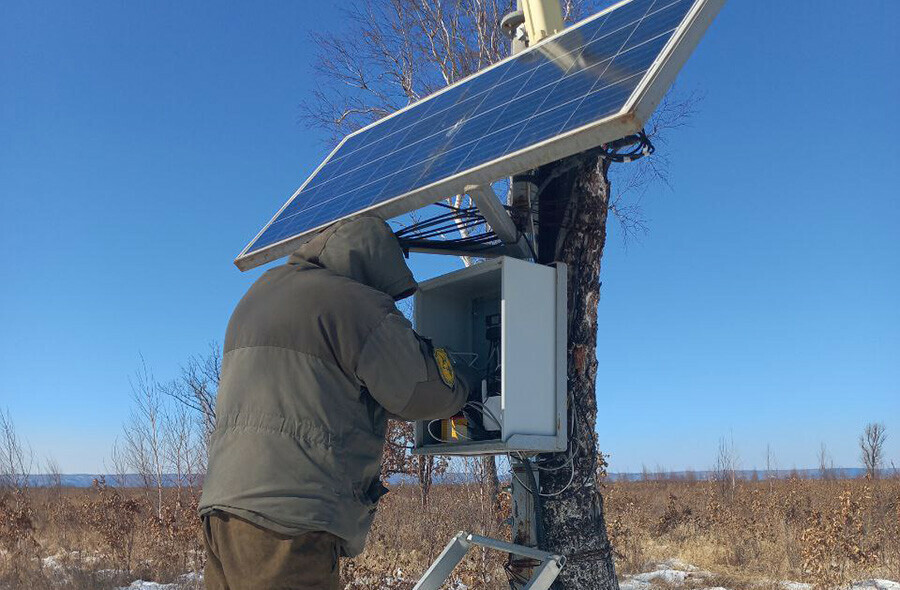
[163,343,220,442]
[0,408,32,491]
[860,422,887,480]
[608,88,703,245]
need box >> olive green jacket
[199,217,468,556]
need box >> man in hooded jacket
[199,216,470,590]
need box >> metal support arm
[413,531,565,590]
[466,184,532,259]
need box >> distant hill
[20,467,880,488]
[22,473,455,488]
[24,474,200,488]
[604,467,869,482]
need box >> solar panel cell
[479,79,525,116]
[618,32,671,74]
[455,128,514,173]
[508,101,576,153]
[374,166,423,202]
[498,51,542,84]
[527,60,572,90]
[555,60,612,101]
[602,0,656,31]
[566,76,642,130]
[639,0,695,40]
[460,64,508,97]
[236,0,721,268]
[581,21,641,65]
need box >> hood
[289,216,418,300]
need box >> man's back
[199,217,469,559]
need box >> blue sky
[1,1,897,474]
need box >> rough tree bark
[483,455,502,519]
[539,155,618,588]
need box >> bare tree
[859,422,887,480]
[713,435,739,500]
[0,408,32,491]
[44,454,62,489]
[817,442,834,480]
[106,437,131,488]
[302,2,698,588]
[163,343,221,442]
[164,402,203,497]
[382,420,450,508]
[122,358,167,518]
[302,0,520,139]
[765,443,778,492]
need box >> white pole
[521,0,565,44]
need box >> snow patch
[116,572,202,590]
[851,581,900,590]
[620,561,712,590]
[42,555,65,572]
[634,569,702,584]
[117,582,180,590]
[622,562,899,590]
[620,579,653,590]
[655,559,701,572]
[624,560,712,588]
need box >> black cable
[395,206,479,228]
[397,238,500,252]
[601,129,655,163]
[395,208,483,238]
[433,201,462,211]
[394,205,503,253]
[404,218,486,240]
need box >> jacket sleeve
[356,310,469,421]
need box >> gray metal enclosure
[413,257,567,455]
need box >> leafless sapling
[859,422,887,480]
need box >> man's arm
[356,310,469,421]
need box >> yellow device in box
[441,416,468,441]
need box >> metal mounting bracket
[500,10,526,39]
[413,531,565,590]
[466,184,532,260]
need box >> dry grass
[0,480,204,589]
[0,476,897,589]
[605,476,900,589]
[344,481,511,590]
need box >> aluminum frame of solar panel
[235,0,725,270]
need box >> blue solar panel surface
[245,0,695,256]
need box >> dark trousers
[203,512,340,590]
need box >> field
[1,475,898,590]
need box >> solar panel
[236,0,724,270]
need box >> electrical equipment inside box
[413,257,566,456]
[428,310,504,445]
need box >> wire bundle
[395,203,502,251]
[600,129,655,163]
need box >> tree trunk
[481,455,501,521]
[418,455,433,508]
[540,155,618,589]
